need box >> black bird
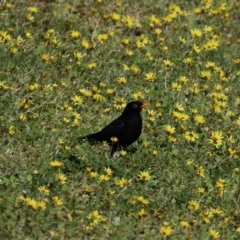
[78,101,149,156]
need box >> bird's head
[122,101,150,115]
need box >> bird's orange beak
[141,102,150,108]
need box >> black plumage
[78,101,149,156]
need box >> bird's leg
[110,143,119,157]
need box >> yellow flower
[71,30,80,39]
[6,3,13,9]
[216,179,226,197]
[145,72,156,82]
[179,36,186,43]
[97,34,108,43]
[196,166,205,177]
[37,201,47,210]
[136,35,149,48]
[165,125,175,135]
[129,198,137,205]
[115,177,129,187]
[203,39,220,51]
[193,44,201,53]
[201,70,212,79]
[234,168,240,173]
[152,150,158,155]
[149,15,161,26]
[174,103,184,111]
[121,38,130,45]
[188,200,199,210]
[183,58,193,64]
[89,171,98,178]
[154,28,162,35]
[190,85,200,95]
[138,208,147,217]
[122,15,135,27]
[125,49,133,56]
[112,12,120,21]
[190,28,202,38]
[8,126,15,135]
[82,39,90,49]
[137,196,149,205]
[88,210,106,224]
[88,63,97,69]
[50,160,63,167]
[172,111,189,121]
[38,186,50,195]
[106,88,114,95]
[28,83,39,91]
[52,196,63,206]
[73,51,83,60]
[204,25,212,33]
[194,8,202,14]
[197,187,205,194]
[172,82,182,91]
[25,198,38,209]
[120,150,127,156]
[104,167,113,176]
[41,53,50,62]
[209,130,223,148]
[27,7,38,13]
[55,173,67,184]
[117,77,127,84]
[209,229,220,239]
[159,225,173,236]
[195,115,205,124]
[179,76,188,84]
[138,171,151,181]
[113,97,126,109]
[25,15,34,22]
[185,131,198,142]
[130,64,140,75]
[71,95,83,105]
[110,137,118,142]
[180,221,190,228]
[19,195,26,201]
[11,47,18,54]
[163,59,173,67]
[99,174,110,182]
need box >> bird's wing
[88,118,125,142]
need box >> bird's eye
[133,104,138,108]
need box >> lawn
[1,0,240,239]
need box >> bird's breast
[118,115,142,146]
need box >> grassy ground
[1,0,240,239]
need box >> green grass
[1,0,240,239]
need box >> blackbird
[78,101,149,156]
